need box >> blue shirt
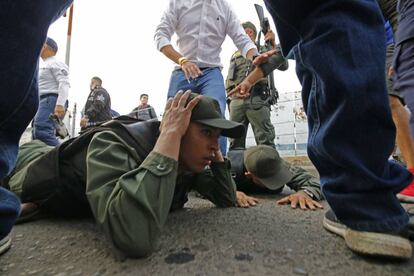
[385,21,394,46]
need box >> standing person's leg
[229,99,249,150]
[394,38,414,201]
[197,68,228,154]
[0,187,20,255]
[32,95,59,146]
[246,96,276,148]
[0,0,73,179]
[0,0,73,255]
[265,0,412,258]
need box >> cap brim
[196,118,245,138]
[257,160,293,190]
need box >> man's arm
[225,4,258,59]
[228,49,284,98]
[51,62,70,118]
[277,166,324,210]
[150,106,157,120]
[160,45,203,81]
[193,158,237,208]
[86,130,178,258]
[154,1,202,80]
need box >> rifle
[254,4,278,105]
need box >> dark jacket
[83,86,112,126]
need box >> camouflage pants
[229,96,275,149]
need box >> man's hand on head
[160,90,201,138]
[154,91,201,160]
[236,191,259,208]
[276,191,323,211]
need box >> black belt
[40,93,58,100]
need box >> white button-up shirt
[39,56,70,106]
[154,0,257,69]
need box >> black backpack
[21,117,160,217]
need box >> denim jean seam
[294,44,321,150]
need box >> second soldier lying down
[228,145,324,210]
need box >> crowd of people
[1,0,414,263]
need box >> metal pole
[71,103,77,137]
[65,3,74,66]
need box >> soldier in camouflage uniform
[225,22,288,150]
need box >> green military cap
[187,93,245,138]
[244,145,293,190]
[242,21,257,35]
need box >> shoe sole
[323,215,347,237]
[0,236,11,256]
[345,229,412,260]
[397,193,414,203]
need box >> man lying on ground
[1,91,245,258]
[228,145,323,210]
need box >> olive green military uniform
[225,45,288,149]
[2,120,236,258]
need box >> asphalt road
[1,191,414,275]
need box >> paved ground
[1,166,414,275]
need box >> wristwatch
[301,189,315,199]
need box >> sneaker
[0,234,12,256]
[323,209,347,237]
[397,168,414,203]
[323,209,412,260]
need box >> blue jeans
[167,67,228,154]
[0,187,20,240]
[0,0,73,239]
[265,0,411,232]
[0,0,72,179]
[32,95,59,146]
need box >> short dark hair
[140,93,148,99]
[91,76,102,86]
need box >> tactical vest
[20,117,159,217]
[225,51,252,93]
[225,45,270,94]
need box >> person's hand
[236,191,259,208]
[160,90,201,138]
[388,66,394,77]
[54,105,65,118]
[227,79,254,98]
[212,149,224,162]
[276,191,323,210]
[80,116,89,128]
[252,49,278,66]
[264,30,276,48]
[181,61,203,81]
